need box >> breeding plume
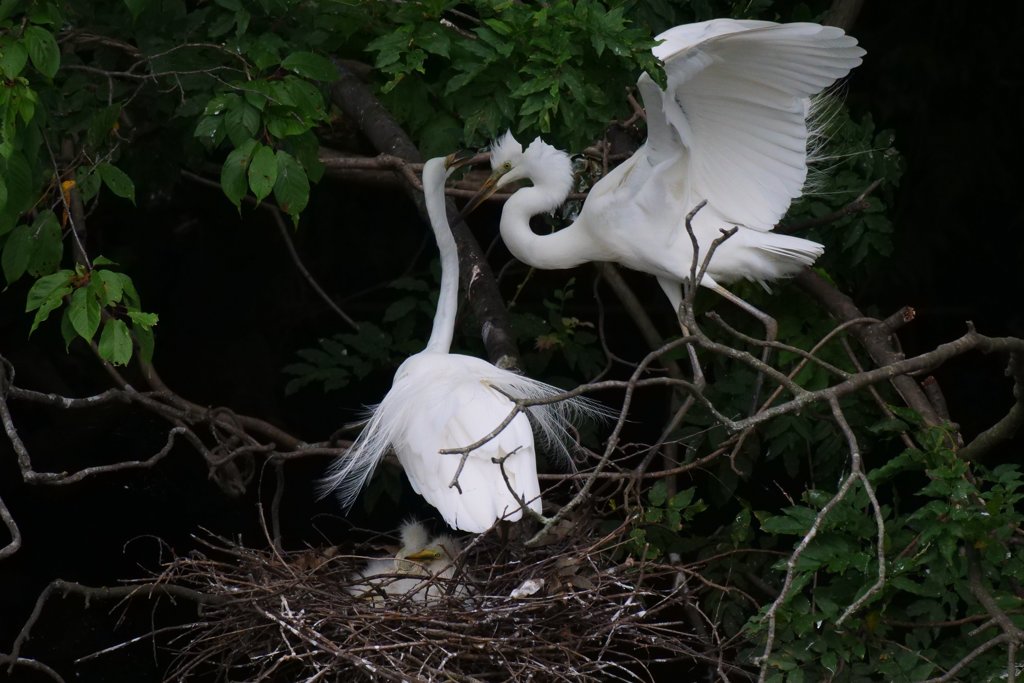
[323,155,598,533]
[464,19,864,327]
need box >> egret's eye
[502,161,512,171]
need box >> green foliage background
[1,1,1019,681]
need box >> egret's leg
[657,277,704,389]
[707,283,777,413]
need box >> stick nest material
[160,522,718,682]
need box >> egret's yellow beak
[444,149,475,171]
[404,548,443,561]
[455,167,508,223]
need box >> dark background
[2,2,1022,680]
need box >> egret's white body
[323,157,596,533]
[349,521,467,603]
[479,19,865,314]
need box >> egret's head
[443,149,475,172]
[457,131,572,218]
[488,132,572,193]
[399,529,461,578]
[398,520,431,553]
[397,521,460,563]
[488,130,526,188]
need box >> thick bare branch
[329,64,521,369]
[796,270,944,425]
[960,352,1024,460]
[0,494,21,561]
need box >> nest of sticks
[159,520,724,682]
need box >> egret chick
[348,521,467,604]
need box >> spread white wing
[642,19,864,230]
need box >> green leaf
[761,506,818,536]
[126,310,158,330]
[26,211,62,276]
[0,175,6,213]
[26,270,72,334]
[264,110,308,138]
[224,100,261,147]
[26,270,73,311]
[280,51,337,81]
[669,487,696,510]
[98,319,132,366]
[23,26,59,79]
[116,272,140,307]
[648,480,668,507]
[94,270,124,305]
[87,105,121,150]
[97,163,136,203]
[2,224,31,283]
[134,323,154,362]
[383,297,416,322]
[220,139,258,209]
[416,28,450,57]
[0,0,19,22]
[68,286,101,342]
[272,151,309,220]
[59,308,76,349]
[75,167,101,203]
[247,144,277,202]
[246,33,284,71]
[1,152,33,214]
[0,39,28,78]
[29,292,64,334]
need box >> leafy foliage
[4,1,1013,680]
[622,482,708,560]
[510,277,606,382]
[363,0,661,154]
[741,422,1024,681]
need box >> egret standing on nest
[322,155,599,533]
[461,19,865,341]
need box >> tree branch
[796,270,944,426]
[959,352,1024,460]
[7,579,221,667]
[329,64,521,370]
[0,493,21,561]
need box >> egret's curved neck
[421,158,458,354]
[500,186,595,270]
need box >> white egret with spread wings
[463,19,864,338]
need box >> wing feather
[651,19,864,229]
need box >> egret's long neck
[500,186,595,270]
[421,158,458,354]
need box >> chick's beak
[404,548,443,561]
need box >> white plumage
[348,521,467,603]
[466,19,865,316]
[322,156,600,533]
